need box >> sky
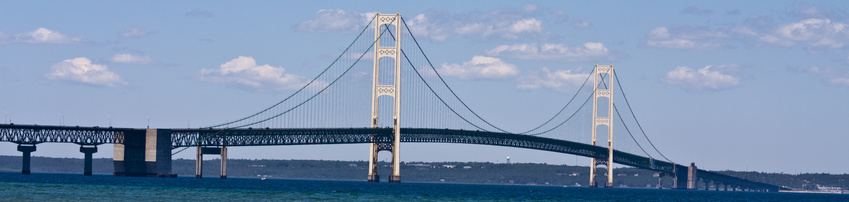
[1,1,848,174]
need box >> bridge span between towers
[0,124,781,191]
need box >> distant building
[462,166,472,169]
[817,185,843,193]
[348,164,358,168]
[442,165,456,168]
[408,163,431,168]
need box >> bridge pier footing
[17,144,36,175]
[389,175,400,183]
[367,174,379,182]
[80,145,97,176]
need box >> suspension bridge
[0,12,782,192]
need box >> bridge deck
[0,124,781,191]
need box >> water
[0,172,846,201]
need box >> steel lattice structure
[0,124,129,145]
[171,128,678,173]
[0,124,779,191]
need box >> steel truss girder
[0,124,126,145]
[0,124,779,191]
[168,128,677,172]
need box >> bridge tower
[368,12,402,183]
[589,64,614,188]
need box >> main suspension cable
[401,16,596,135]
[205,13,378,129]
[613,70,672,162]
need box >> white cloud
[0,32,8,43]
[295,9,373,33]
[682,6,713,15]
[45,57,127,87]
[295,9,553,41]
[803,66,849,87]
[112,53,153,64]
[517,68,590,92]
[508,18,543,33]
[523,4,538,12]
[479,17,547,40]
[185,9,213,17]
[664,65,740,91]
[832,77,849,86]
[121,28,152,38]
[200,56,305,91]
[405,13,450,41]
[758,18,849,48]
[572,19,591,28]
[486,43,609,61]
[5,28,83,44]
[646,26,729,50]
[438,56,518,79]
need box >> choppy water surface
[0,172,845,201]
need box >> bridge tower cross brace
[368,12,402,183]
[589,64,614,188]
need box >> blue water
[0,172,846,201]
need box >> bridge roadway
[0,124,780,191]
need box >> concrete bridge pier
[196,146,227,179]
[687,163,698,190]
[17,144,36,174]
[80,145,97,176]
[672,165,688,189]
[195,147,201,178]
[113,129,173,177]
[657,174,663,189]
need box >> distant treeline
[0,155,845,190]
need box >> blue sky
[1,1,848,174]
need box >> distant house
[408,163,431,168]
[570,172,580,176]
[818,185,843,193]
[442,165,456,168]
[348,164,358,168]
[653,173,661,177]
[462,166,472,169]
[617,173,627,176]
